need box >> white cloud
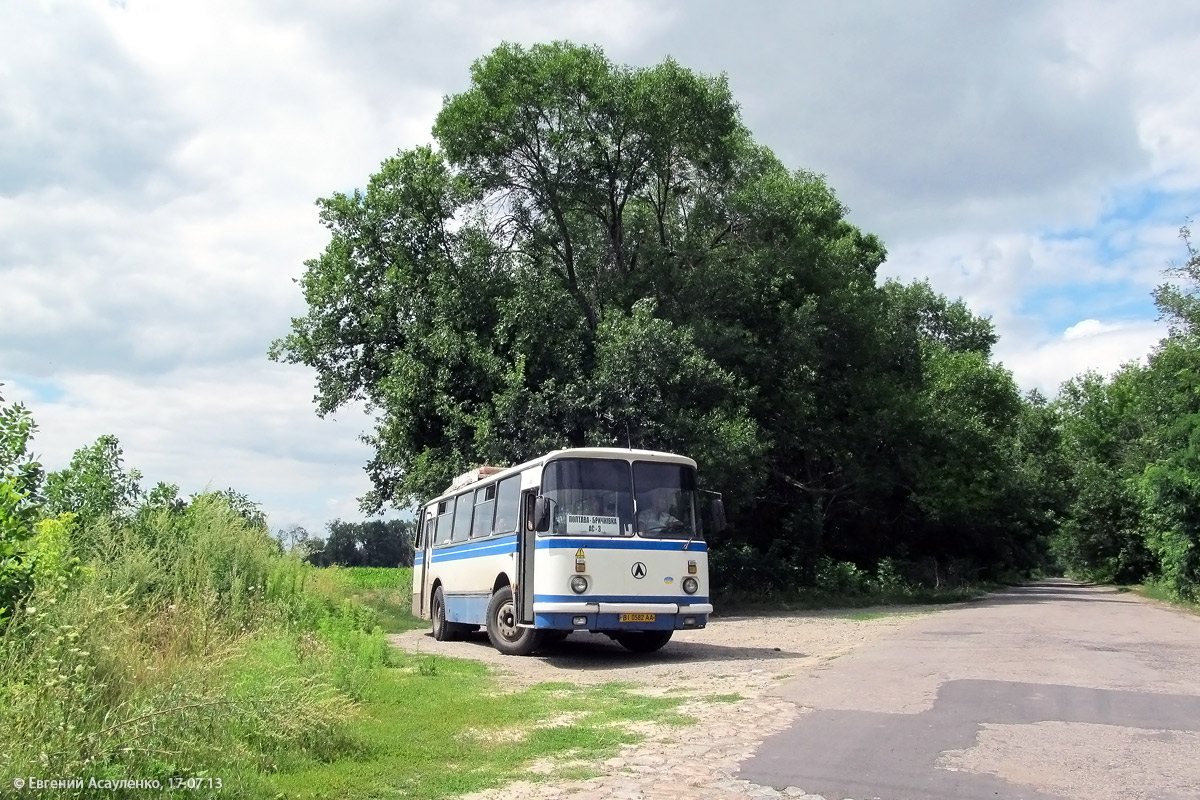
[0,0,677,528]
[2,0,1199,527]
[1063,319,1118,341]
[998,318,1168,395]
[9,360,379,533]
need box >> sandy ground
[387,608,936,696]
[386,587,1200,800]
[386,609,940,800]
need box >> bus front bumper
[532,602,712,631]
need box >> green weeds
[309,566,423,633]
[1,505,693,799]
[1134,581,1200,615]
[711,553,1005,613]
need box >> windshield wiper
[641,522,692,541]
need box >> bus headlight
[570,575,589,594]
[682,577,699,595]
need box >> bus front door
[416,512,434,617]
[517,490,537,624]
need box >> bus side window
[493,476,520,534]
[471,484,496,538]
[434,500,453,545]
[451,492,473,542]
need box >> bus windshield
[543,458,633,536]
[633,461,699,539]
[541,458,700,540]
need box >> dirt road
[744,580,1200,799]
[389,606,928,694]
[388,581,1200,800]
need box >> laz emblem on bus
[631,562,647,579]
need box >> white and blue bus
[412,447,724,655]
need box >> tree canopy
[271,42,1060,587]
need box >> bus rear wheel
[486,585,543,656]
[614,630,673,653]
[431,586,469,641]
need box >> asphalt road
[738,580,1200,800]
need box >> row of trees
[1051,225,1200,599]
[271,42,1069,594]
[282,519,415,568]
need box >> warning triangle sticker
[574,548,585,558]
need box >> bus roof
[432,447,697,500]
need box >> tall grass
[0,505,698,799]
[0,496,386,795]
[310,566,423,633]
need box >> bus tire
[431,587,465,642]
[614,630,673,653]
[486,585,542,656]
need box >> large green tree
[273,42,1042,586]
[270,42,840,509]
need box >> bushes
[0,495,390,795]
[0,479,37,624]
[709,539,988,608]
[0,396,398,795]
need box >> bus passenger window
[493,476,520,534]
[434,500,453,545]
[451,493,473,542]
[471,484,496,538]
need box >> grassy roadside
[270,660,688,799]
[0,513,692,800]
[308,565,425,633]
[272,566,692,799]
[1131,582,1200,615]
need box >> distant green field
[312,566,425,633]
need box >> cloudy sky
[3,0,1198,534]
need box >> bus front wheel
[614,630,673,653]
[486,585,542,656]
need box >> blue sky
[2,0,1198,534]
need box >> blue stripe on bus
[535,538,707,552]
[430,534,518,563]
[414,554,424,566]
[534,593,709,604]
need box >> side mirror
[533,496,551,532]
[709,497,727,534]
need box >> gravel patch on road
[387,608,938,799]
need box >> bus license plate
[619,613,655,622]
